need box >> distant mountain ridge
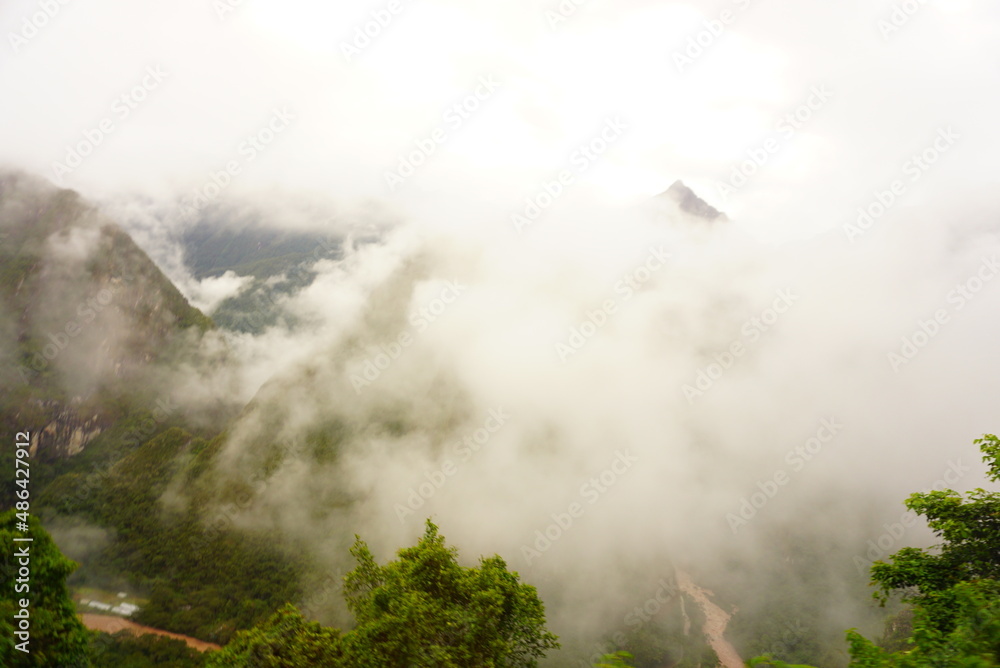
[172,212,384,333]
[180,218,344,280]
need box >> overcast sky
[1,0,998,242]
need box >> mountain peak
[657,180,727,221]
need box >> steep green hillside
[36,427,308,646]
[0,171,213,463]
[0,173,311,652]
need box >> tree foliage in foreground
[845,434,1000,667]
[87,630,207,667]
[207,519,559,667]
[0,511,90,667]
[755,434,1000,668]
[37,427,305,645]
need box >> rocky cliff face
[26,400,110,459]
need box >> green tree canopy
[869,435,1000,607]
[202,603,343,667]
[0,510,90,667]
[207,519,559,667]
[845,434,1000,666]
[753,434,1000,668]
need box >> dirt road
[675,570,743,668]
[80,614,221,653]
